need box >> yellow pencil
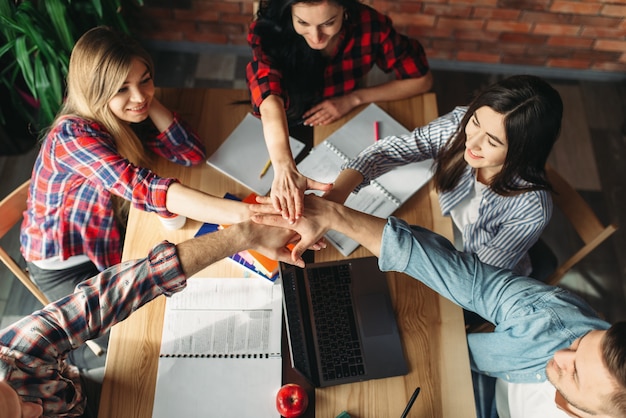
[259,159,272,178]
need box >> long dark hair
[254,0,362,120]
[433,75,563,195]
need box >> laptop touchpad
[359,293,394,337]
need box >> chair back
[0,180,49,305]
[544,166,618,286]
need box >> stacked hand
[250,194,332,264]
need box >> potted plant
[0,0,143,155]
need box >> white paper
[206,113,305,195]
[152,278,283,418]
[298,104,433,255]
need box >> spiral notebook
[152,277,283,418]
[207,113,306,196]
[297,103,434,256]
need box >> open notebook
[297,103,434,256]
[207,113,306,196]
[152,277,282,417]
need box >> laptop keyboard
[307,264,365,381]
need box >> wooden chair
[0,180,103,356]
[544,165,619,286]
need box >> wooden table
[99,88,476,418]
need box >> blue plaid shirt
[0,241,187,416]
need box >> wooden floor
[1,54,625,327]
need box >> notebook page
[152,277,282,417]
[297,104,433,256]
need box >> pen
[400,387,420,418]
[374,121,380,141]
[259,159,272,178]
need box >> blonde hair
[59,26,155,167]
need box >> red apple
[276,383,309,417]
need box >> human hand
[251,195,332,263]
[239,220,307,268]
[270,166,332,224]
[302,96,357,126]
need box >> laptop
[279,256,408,388]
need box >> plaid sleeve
[246,22,287,114]
[372,11,430,78]
[55,119,177,216]
[144,112,206,166]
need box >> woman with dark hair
[247,0,433,223]
[324,75,564,277]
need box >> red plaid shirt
[20,114,205,271]
[246,4,430,115]
[0,241,186,416]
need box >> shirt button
[505,374,510,380]
[536,374,542,380]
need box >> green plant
[0,0,143,136]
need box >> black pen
[400,387,421,418]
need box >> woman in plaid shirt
[20,27,253,303]
[246,0,433,224]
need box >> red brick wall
[136,0,626,73]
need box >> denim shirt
[378,217,610,413]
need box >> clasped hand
[302,95,356,126]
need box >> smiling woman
[323,75,563,280]
[245,0,433,223]
[19,26,254,308]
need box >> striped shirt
[345,106,553,275]
[20,114,205,271]
[0,241,186,417]
[246,4,430,115]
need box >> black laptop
[279,256,408,388]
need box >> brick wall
[136,0,626,73]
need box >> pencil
[400,387,420,418]
[259,159,272,178]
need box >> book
[152,277,283,418]
[297,103,434,256]
[194,192,284,281]
[206,113,306,196]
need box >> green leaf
[44,0,75,52]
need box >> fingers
[251,213,291,228]
[307,179,333,193]
[275,247,305,268]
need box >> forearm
[260,95,296,170]
[176,222,250,277]
[347,74,433,106]
[148,97,176,132]
[316,198,386,256]
[324,168,363,203]
[165,182,251,225]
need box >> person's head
[290,0,346,51]
[60,25,155,166]
[434,74,563,195]
[547,323,626,417]
[254,0,362,119]
[0,380,43,418]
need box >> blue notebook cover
[193,193,279,282]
